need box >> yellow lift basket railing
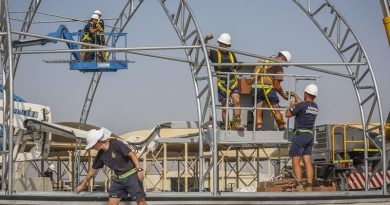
[331,123,380,163]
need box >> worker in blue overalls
[285,84,319,192]
[204,33,245,131]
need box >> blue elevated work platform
[46,25,129,72]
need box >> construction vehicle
[311,113,390,190]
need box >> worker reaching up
[81,14,99,61]
[251,51,292,131]
[93,10,107,61]
[204,33,245,131]
[285,84,319,192]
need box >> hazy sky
[8,0,390,135]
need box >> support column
[88,150,93,192]
[163,143,167,191]
[184,143,188,192]
[57,155,60,191]
[236,150,239,188]
[143,154,147,192]
[257,149,260,186]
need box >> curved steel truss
[293,0,387,193]
[158,0,217,194]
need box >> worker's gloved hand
[285,91,296,97]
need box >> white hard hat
[49,164,55,170]
[278,51,292,62]
[304,84,318,96]
[85,127,112,150]
[91,14,99,20]
[217,33,232,45]
[94,10,101,15]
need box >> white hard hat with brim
[85,127,112,150]
[49,164,55,170]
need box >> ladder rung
[353,148,380,152]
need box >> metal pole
[210,62,365,67]
[184,143,188,192]
[14,45,202,54]
[3,0,14,195]
[12,31,192,63]
[207,45,358,78]
[210,63,354,79]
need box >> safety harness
[82,32,93,42]
[252,60,285,124]
[216,50,238,95]
[117,167,137,179]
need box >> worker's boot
[304,183,313,192]
[234,118,245,131]
[296,185,305,192]
[295,181,305,192]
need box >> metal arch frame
[0,0,15,195]
[12,0,41,75]
[158,0,218,195]
[79,0,144,127]
[74,0,144,189]
[293,0,387,193]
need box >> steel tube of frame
[12,31,194,63]
[13,45,202,54]
[3,0,14,195]
[380,0,390,17]
[207,45,356,78]
[210,62,365,67]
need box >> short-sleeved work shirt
[92,140,135,176]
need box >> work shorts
[109,173,146,200]
[289,133,314,157]
[218,83,240,103]
[251,88,279,105]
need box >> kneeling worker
[285,84,319,192]
[76,127,147,205]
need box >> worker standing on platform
[43,164,55,188]
[204,33,245,131]
[76,128,147,205]
[93,10,106,61]
[81,14,99,61]
[285,84,319,192]
[251,51,291,131]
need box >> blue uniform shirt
[289,101,318,130]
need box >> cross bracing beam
[294,0,387,194]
